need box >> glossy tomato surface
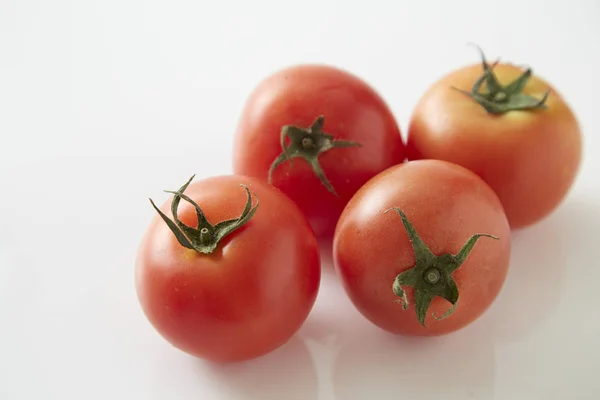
[135,175,321,362]
[407,61,582,229]
[333,160,511,336]
[233,64,406,238]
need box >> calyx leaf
[386,207,499,327]
[149,175,259,254]
[268,115,362,196]
[453,45,551,114]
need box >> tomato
[135,175,321,362]
[333,160,511,335]
[232,64,406,239]
[407,47,582,229]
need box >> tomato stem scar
[149,175,259,254]
[301,136,316,150]
[451,44,551,114]
[424,268,441,284]
[384,207,499,327]
[268,115,362,197]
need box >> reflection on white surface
[332,330,495,400]
[482,208,569,343]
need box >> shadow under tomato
[318,237,335,270]
[477,197,594,343]
[200,336,319,400]
[296,257,366,343]
[331,324,496,400]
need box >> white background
[1,0,599,399]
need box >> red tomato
[333,160,511,335]
[407,48,582,229]
[233,64,406,239]
[135,175,320,362]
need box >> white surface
[1,0,599,399]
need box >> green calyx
[385,208,499,327]
[453,45,551,114]
[149,175,259,254]
[268,115,362,196]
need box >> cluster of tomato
[135,48,582,363]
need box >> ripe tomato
[407,48,582,229]
[333,160,511,335]
[135,175,320,362]
[233,64,406,239]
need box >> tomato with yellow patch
[407,49,582,229]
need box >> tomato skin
[407,62,582,229]
[135,175,320,362]
[333,160,511,336]
[233,64,406,239]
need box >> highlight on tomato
[333,160,511,335]
[406,46,582,229]
[135,174,321,362]
[232,64,406,239]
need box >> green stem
[453,45,551,114]
[149,176,259,254]
[268,115,362,196]
[386,207,499,327]
[199,228,211,246]
[424,268,441,285]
